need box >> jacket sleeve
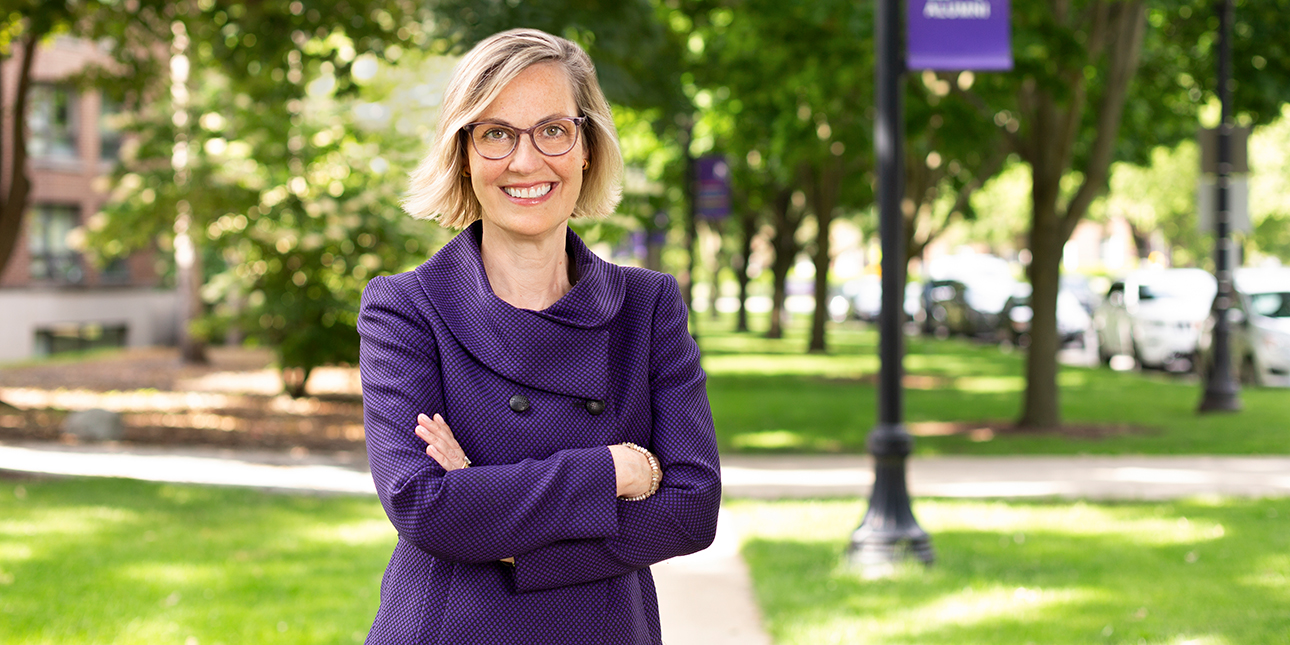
[358,274,621,563]
[511,274,722,592]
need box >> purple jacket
[357,222,721,645]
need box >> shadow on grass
[0,476,393,644]
[738,498,1290,645]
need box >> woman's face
[467,62,586,240]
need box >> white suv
[1198,267,1290,387]
[1094,268,1217,371]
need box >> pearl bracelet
[618,442,662,501]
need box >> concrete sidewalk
[4,441,1289,645]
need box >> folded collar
[415,221,625,400]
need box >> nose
[507,134,544,174]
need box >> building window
[28,84,80,160]
[34,323,128,357]
[100,95,124,162]
[28,204,84,283]
[101,256,131,283]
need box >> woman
[357,28,721,645]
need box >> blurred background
[2,2,1290,643]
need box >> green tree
[0,0,168,277]
[1247,107,1290,263]
[89,0,431,393]
[678,0,876,349]
[1102,140,1205,267]
[954,0,1290,429]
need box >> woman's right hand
[608,444,654,498]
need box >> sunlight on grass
[0,542,33,562]
[729,430,844,452]
[927,500,1228,546]
[780,584,1103,645]
[119,562,224,585]
[0,506,139,538]
[702,353,879,377]
[953,376,1025,393]
[0,478,392,645]
[904,352,1016,377]
[728,498,1290,645]
[1239,552,1290,593]
[302,519,397,546]
[696,316,1290,455]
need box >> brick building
[0,36,177,362]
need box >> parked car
[1094,268,1217,371]
[834,275,923,323]
[1197,267,1290,387]
[999,285,1093,348]
[920,253,1020,340]
[1060,273,1101,314]
[919,278,963,337]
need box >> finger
[414,426,433,445]
[423,415,443,436]
[432,413,453,431]
[425,443,451,469]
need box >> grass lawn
[701,316,1290,455]
[0,476,392,644]
[728,497,1290,645]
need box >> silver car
[1094,268,1217,372]
[1198,267,1290,387]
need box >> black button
[508,394,530,413]
[584,399,605,415]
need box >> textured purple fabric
[357,221,721,645]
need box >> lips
[503,183,554,199]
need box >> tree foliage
[86,0,436,394]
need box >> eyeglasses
[461,116,586,160]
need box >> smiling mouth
[503,183,554,199]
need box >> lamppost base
[848,529,934,579]
[847,424,934,578]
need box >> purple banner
[907,0,1013,71]
[694,155,730,220]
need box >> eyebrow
[471,114,575,126]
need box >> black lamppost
[1198,0,1241,413]
[848,0,934,575]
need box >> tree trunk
[735,207,756,333]
[174,208,208,364]
[1019,170,1064,429]
[807,160,842,353]
[707,219,725,320]
[1016,0,1147,430]
[0,33,39,277]
[282,366,312,398]
[766,188,797,339]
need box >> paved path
[4,441,1289,645]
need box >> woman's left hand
[414,413,471,470]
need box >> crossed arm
[413,412,658,500]
[357,273,721,592]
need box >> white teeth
[503,183,553,199]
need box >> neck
[479,220,574,311]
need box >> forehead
[475,62,578,124]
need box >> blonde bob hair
[403,28,624,228]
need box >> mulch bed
[907,420,1155,442]
[0,347,367,453]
